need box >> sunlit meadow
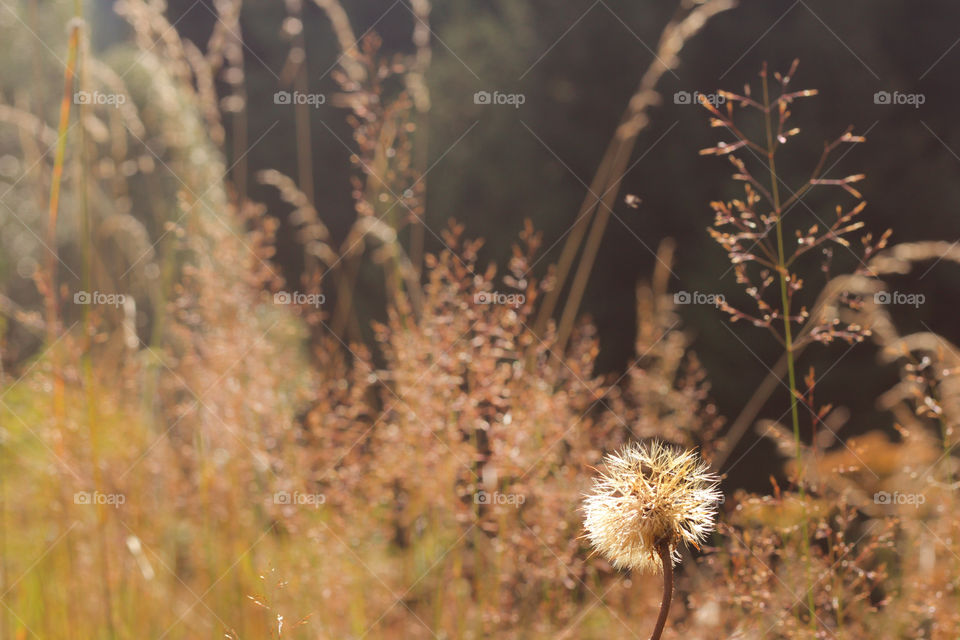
[1,1,959,638]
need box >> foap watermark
[874,291,925,308]
[474,90,526,109]
[273,490,326,508]
[74,291,126,308]
[874,91,925,108]
[674,291,725,307]
[74,90,126,107]
[274,90,326,108]
[874,490,925,508]
[74,491,126,508]
[474,291,525,308]
[274,291,325,307]
[474,490,525,508]
[674,90,725,106]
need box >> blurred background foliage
[3,0,960,637]
[146,0,960,488]
[2,0,959,490]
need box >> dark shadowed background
[87,0,960,489]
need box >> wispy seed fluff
[583,441,721,573]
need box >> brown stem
[650,542,674,640]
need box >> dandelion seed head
[582,441,721,573]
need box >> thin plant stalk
[760,66,815,628]
[76,26,118,638]
[209,0,249,202]
[700,61,886,631]
[42,18,80,345]
[288,0,315,207]
[555,135,634,355]
[47,16,77,633]
[43,8,102,637]
[532,130,616,338]
[713,270,875,470]
[650,542,673,640]
[534,0,737,353]
[407,0,431,277]
[760,69,802,490]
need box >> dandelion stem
[650,542,673,640]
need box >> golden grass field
[1,0,959,638]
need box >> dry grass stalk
[534,0,737,354]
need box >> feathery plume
[583,440,721,573]
[583,441,720,639]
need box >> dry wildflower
[583,441,721,573]
[583,441,720,639]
